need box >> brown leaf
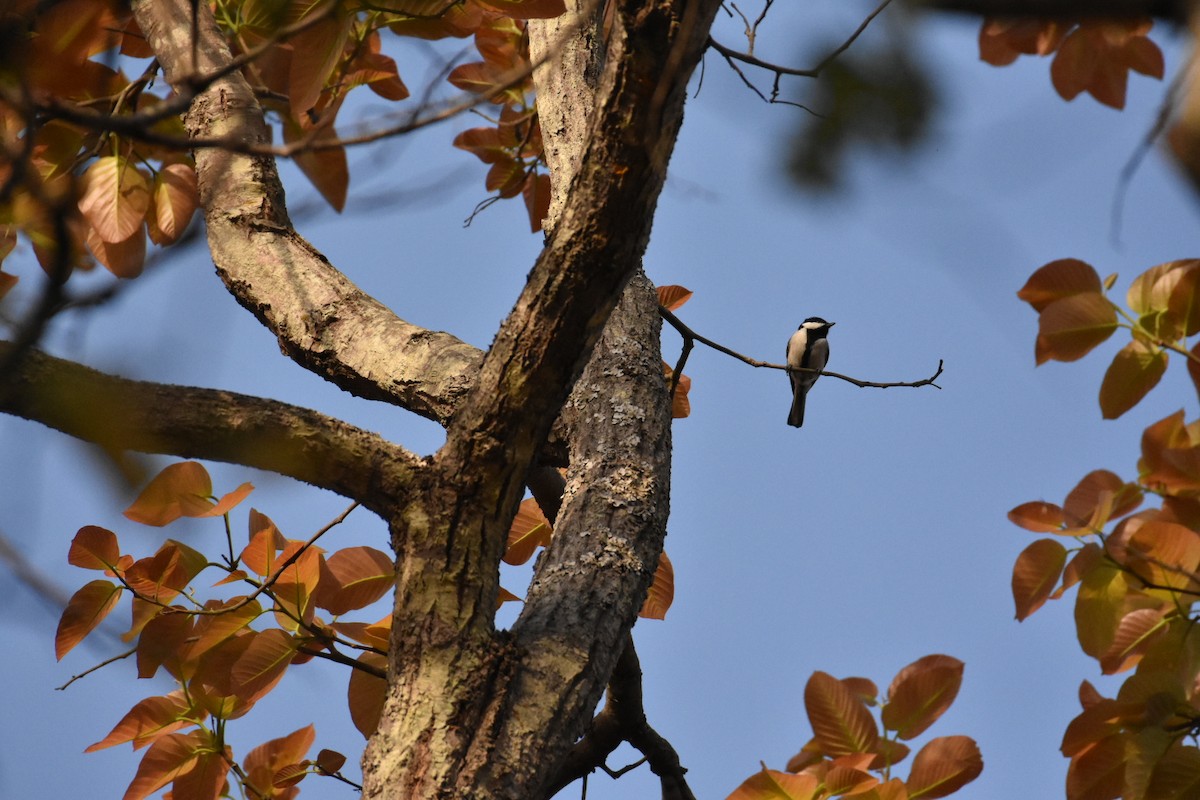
[725,767,820,800]
[904,735,983,799]
[146,163,198,246]
[522,171,550,232]
[348,651,388,738]
[315,546,395,615]
[121,731,202,800]
[1100,607,1168,674]
[1049,20,1163,110]
[657,284,694,311]
[171,742,231,800]
[86,692,193,752]
[639,551,674,620]
[85,221,147,278]
[242,510,287,576]
[882,655,964,740]
[978,18,1069,65]
[124,461,214,526]
[79,155,150,243]
[1012,538,1068,620]
[1063,470,1141,527]
[1099,339,1167,419]
[1036,292,1117,364]
[1007,501,1066,533]
[56,579,122,659]
[283,117,348,212]
[231,628,296,698]
[1065,732,1125,800]
[1017,258,1102,313]
[243,725,315,791]
[805,671,879,757]
[504,497,552,565]
[68,525,121,570]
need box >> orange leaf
[1127,259,1200,339]
[185,598,263,665]
[1007,501,1065,533]
[504,497,552,565]
[1065,732,1125,800]
[79,155,151,243]
[1099,339,1166,419]
[146,163,198,246]
[86,692,193,752]
[669,370,692,419]
[242,510,287,576]
[56,579,122,659]
[243,725,315,791]
[68,525,121,570]
[124,461,214,526]
[1017,258,1103,313]
[206,481,255,517]
[1050,21,1163,110]
[905,736,982,799]
[1140,411,1200,496]
[136,610,194,679]
[171,742,231,800]
[639,551,674,620]
[454,126,508,164]
[522,171,550,232]
[315,546,395,615]
[1036,292,1117,364]
[881,655,964,740]
[1099,607,1168,674]
[122,731,202,800]
[348,651,388,738]
[1063,470,1141,527]
[805,671,879,757]
[85,221,147,278]
[979,18,1069,66]
[123,540,208,604]
[286,9,351,115]
[283,117,348,212]
[1012,538,1068,620]
[1122,519,1200,591]
[657,284,693,311]
[232,628,296,698]
[725,766,820,800]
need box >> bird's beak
[828,322,836,327]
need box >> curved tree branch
[0,342,421,517]
[130,0,483,425]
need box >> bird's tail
[787,389,805,428]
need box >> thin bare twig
[708,0,894,88]
[658,306,944,393]
[56,647,137,690]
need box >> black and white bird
[786,317,835,428]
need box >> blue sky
[2,3,1198,798]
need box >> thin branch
[658,306,944,389]
[56,647,137,690]
[545,634,696,800]
[0,344,423,515]
[708,0,893,86]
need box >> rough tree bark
[1,0,723,797]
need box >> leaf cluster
[979,17,1164,110]
[1011,257,1200,800]
[56,459,675,799]
[727,656,982,800]
[0,0,564,294]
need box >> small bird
[786,317,835,428]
